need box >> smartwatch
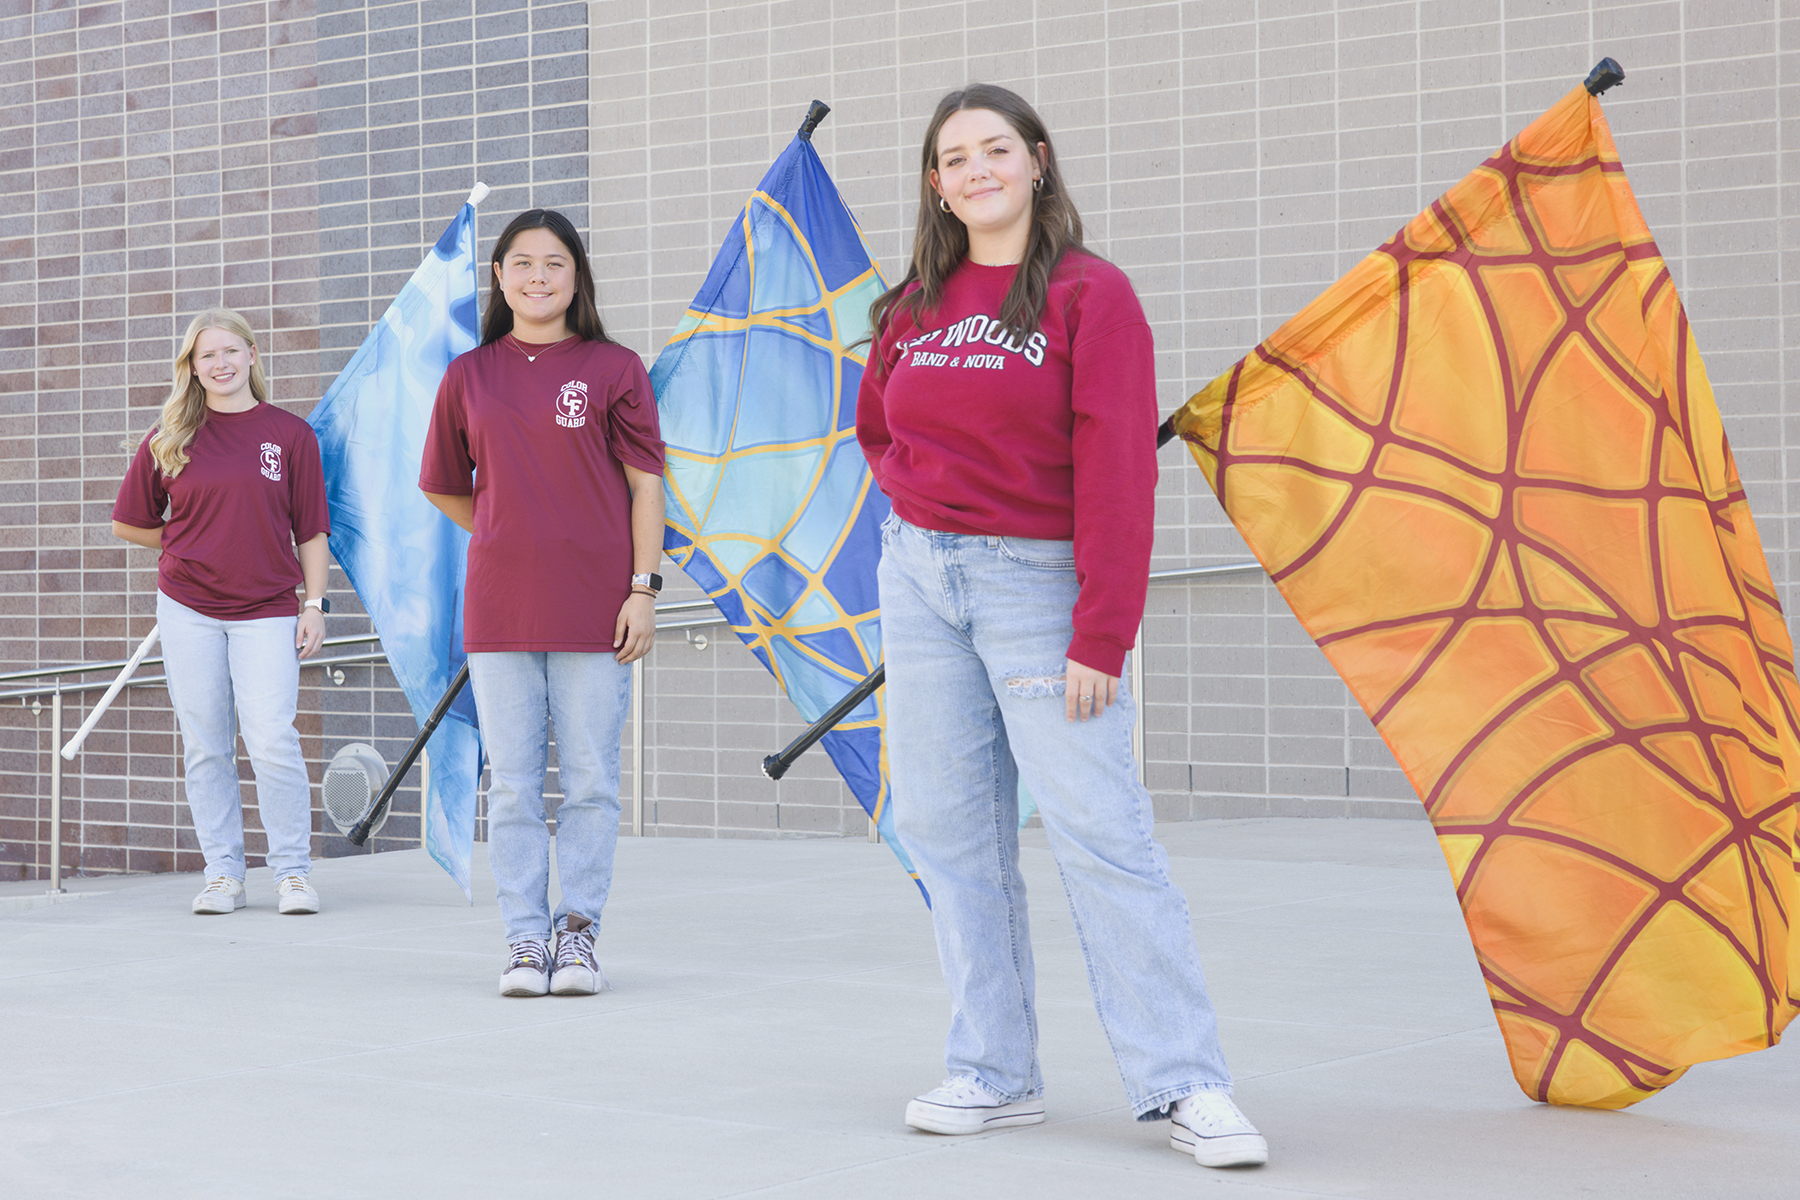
[631,573,663,593]
[304,597,331,614]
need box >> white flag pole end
[60,625,160,760]
[465,182,489,208]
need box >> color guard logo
[260,442,282,482]
[555,380,589,428]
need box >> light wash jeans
[157,591,313,882]
[878,514,1233,1120]
[468,651,631,943]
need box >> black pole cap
[798,100,830,141]
[1584,58,1625,96]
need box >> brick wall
[0,0,593,881]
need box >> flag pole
[348,662,471,845]
[1583,57,1625,96]
[762,664,884,781]
[60,625,160,760]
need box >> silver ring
[1079,693,1093,702]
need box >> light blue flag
[649,127,926,901]
[307,189,485,899]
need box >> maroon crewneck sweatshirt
[857,249,1158,676]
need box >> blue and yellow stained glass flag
[649,127,924,898]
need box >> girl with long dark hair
[420,209,665,997]
[112,308,330,916]
[857,85,1267,1169]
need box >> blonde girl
[112,309,331,915]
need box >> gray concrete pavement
[2,818,1793,1199]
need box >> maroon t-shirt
[112,402,330,621]
[419,337,665,652]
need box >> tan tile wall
[592,0,1800,834]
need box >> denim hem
[273,870,310,882]
[1133,1081,1231,1122]
[961,1075,1045,1106]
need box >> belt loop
[986,535,1000,549]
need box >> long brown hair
[870,84,1084,345]
[480,209,611,345]
[149,309,270,476]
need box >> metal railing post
[49,684,64,894]
[1131,620,1146,785]
[419,749,430,849]
[631,656,644,836]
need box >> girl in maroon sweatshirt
[857,84,1267,1169]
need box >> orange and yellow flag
[1172,85,1800,1108]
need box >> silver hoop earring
[1033,177,1043,192]
[939,197,952,213]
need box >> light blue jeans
[157,592,313,882]
[878,514,1233,1119]
[468,651,631,943]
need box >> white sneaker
[550,914,604,996]
[1170,1091,1268,1167]
[904,1077,1045,1135]
[500,937,551,997]
[192,876,245,914]
[276,875,320,915]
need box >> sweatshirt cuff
[1066,632,1128,679]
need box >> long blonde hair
[149,309,270,476]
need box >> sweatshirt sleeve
[855,318,902,490]
[1066,312,1159,677]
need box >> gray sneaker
[550,913,604,995]
[500,937,551,997]
[192,876,245,915]
[1170,1090,1267,1168]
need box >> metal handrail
[1,600,736,700]
[1150,561,1262,584]
[12,565,1267,891]
[0,632,386,687]
[3,572,1257,694]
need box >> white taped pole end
[60,625,160,760]
[465,182,489,207]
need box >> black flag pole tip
[1584,57,1625,96]
[798,100,830,141]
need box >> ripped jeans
[878,513,1233,1118]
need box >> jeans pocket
[879,507,901,546]
[996,535,1076,570]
